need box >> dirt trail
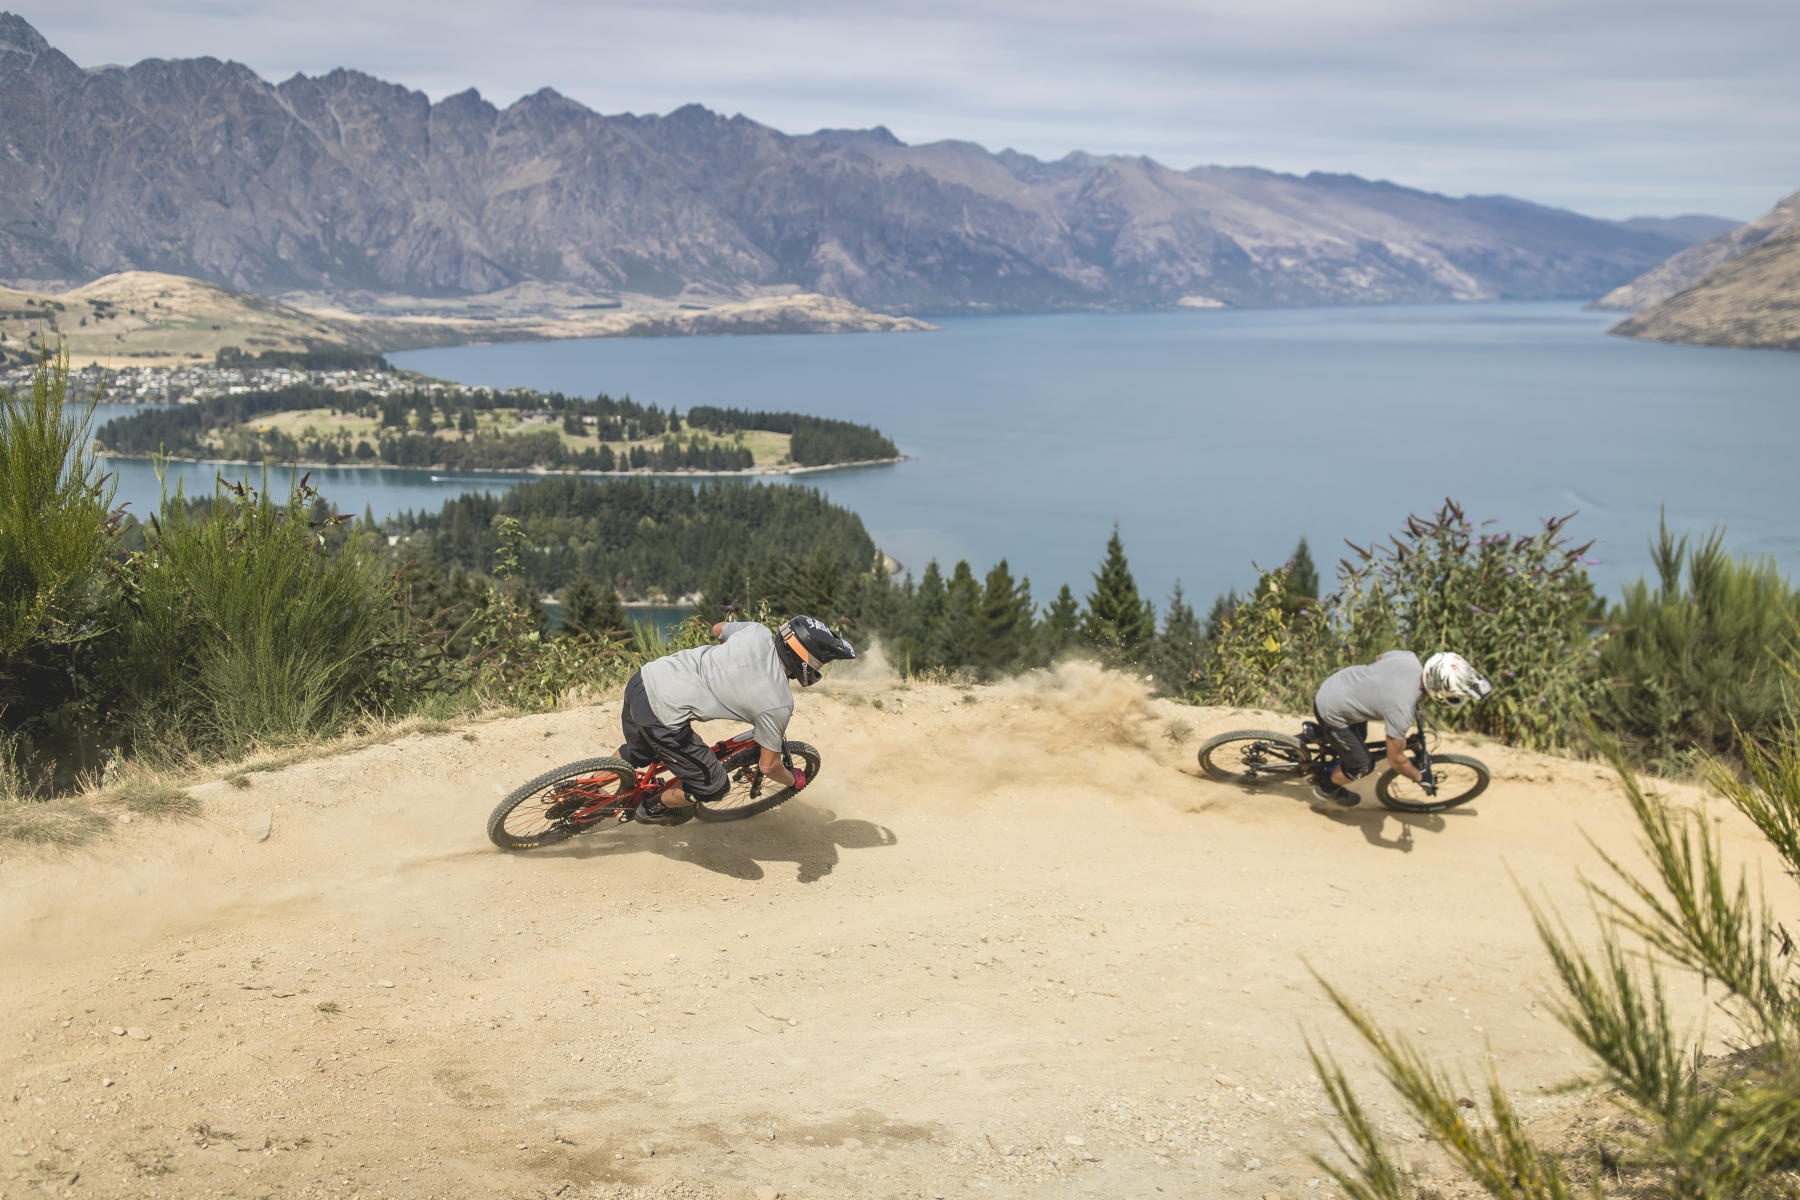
[1,661,1781,1200]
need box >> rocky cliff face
[1609,223,1800,351]
[1591,191,1800,312]
[0,13,1686,313]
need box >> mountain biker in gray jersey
[1309,651,1491,807]
[620,615,856,826]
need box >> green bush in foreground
[118,473,398,756]
[1312,701,1800,1198]
[1595,518,1800,773]
[0,349,119,785]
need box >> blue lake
[95,302,1800,610]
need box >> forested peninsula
[94,385,901,474]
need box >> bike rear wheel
[694,741,821,822]
[487,757,636,850]
[1197,729,1310,786]
[1375,753,1491,813]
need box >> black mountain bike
[1195,712,1490,813]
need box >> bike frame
[1304,709,1436,788]
[558,728,764,826]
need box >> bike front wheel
[1196,729,1309,786]
[1375,753,1491,813]
[694,741,821,822]
[487,757,636,850]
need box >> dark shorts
[1314,704,1375,780]
[619,672,730,802]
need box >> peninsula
[93,383,903,475]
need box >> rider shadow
[1202,771,1470,853]
[544,803,897,882]
[1308,801,1464,853]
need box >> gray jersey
[1315,650,1422,739]
[639,622,794,752]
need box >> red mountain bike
[486,729,822,850]
[1195,713,1490,813]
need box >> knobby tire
[487,757,636,850]
[694,740,822,822]
[1375,752,1491,813]
[1196,729,1309,786]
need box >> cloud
[24,0,1800,219]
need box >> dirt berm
[2,660,1781,1200]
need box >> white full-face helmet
[1422,652,1492,707]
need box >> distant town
[0,362,493,405]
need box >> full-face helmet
[776,615,857,686]
[1422,652,1492,707]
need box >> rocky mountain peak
[0,11,50,57]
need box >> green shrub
[1595,518,1800,772]
[0,347,120,777]
[118,473,397,756]
[1189,564,1333,708]
[1188,503,1604,751]
[1331,502,1605,750]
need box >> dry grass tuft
[0,799,111,849]
[113,774,200,820]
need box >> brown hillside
[1610,223,1800,351]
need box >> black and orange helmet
[776,615,856,686]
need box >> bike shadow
[1309,801,1474,852]
[535,802,897,882]
[1207,774,1474,852]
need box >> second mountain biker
[1309,650,1491,807]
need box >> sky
[22,0,1800,221]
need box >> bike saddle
[616,742,655,768]
[1299,721,1322,743]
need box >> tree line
[388,476,878,603]
[94,385,897,471]
[687,406,899,466]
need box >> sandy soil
[2,661,1782,1200]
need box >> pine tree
[1150,581,1204,696]
[916,561,946,632]
[1082,526,1155,658]
[560,575,606,636]
[792,546,842,619]
[1041,584,1081,659]
[696,556,748,623]
[930,561,983,670]
[1284,536,1320,615]
[592,586,629,641]
[904,561,947,671]
[977,559,1035,675]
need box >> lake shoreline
[93,450,910,481]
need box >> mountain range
[0,13,1708,314]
